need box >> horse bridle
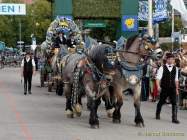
[116,38,152,66]
[75,57,110,101]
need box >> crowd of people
[0,51,22,67]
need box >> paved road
[0,68,187,140]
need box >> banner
[0,3,26,15]
[139,1,149,21]
[153,0,168,23]
[122,15,138,32]
[138,0,168,23]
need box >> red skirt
[152,80,158,98]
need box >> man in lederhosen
[21,51,36,95]
[155,53,180,124]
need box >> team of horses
[40,17,187,129]
[40,33,166,128]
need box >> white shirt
[21,57,36,67]
[156,64,179,81]
[60,37,63,42]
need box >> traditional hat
[166,53,174,59]
[25,50,31,55]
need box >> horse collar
[120,61,144,85]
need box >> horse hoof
[90,124,99,129]
[76,112,82,117]
[106,108,115,118]
[135,116,144,127]
[74,104,82,117]
[107,113,113,118]
[135,123,145,128]
[113,119,121,124]
[67,114,74,118]
[135,123,140,127]
[142,123,145,127]
[66,110,74,118]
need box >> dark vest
[23,57,33,75]
[161,65,176,89]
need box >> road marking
[0,81,33,140]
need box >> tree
[23,0,52,44]
[159,16,183,37]
[0,0,52,47]
[73,0,120,18]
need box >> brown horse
[88,34,163,127]
[61,53,109,128]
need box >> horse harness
[116,38,152,85]
[71,56,110,107]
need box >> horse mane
[88,44,113,70]
[125,34,139,50]
[88,44,109,60]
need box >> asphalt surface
[0,67,187,140]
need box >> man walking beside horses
[21,51,36,95]
[155,53,180,124]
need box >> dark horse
[61,53,109,128]
[88,34,163,127]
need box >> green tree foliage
[73,0,120,18]
[159,16,183,37]
[0,0,52,47]
[73,0,120,40]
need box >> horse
[61,53,109,128]
[88,34,163,127]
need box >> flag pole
[148,0,153,37]
[172,7,174,52]
[19,19,22,52]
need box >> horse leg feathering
[102,88,115,118]
[64,83,74,118]
[112,84,123,124]
[133,83,145,127]
[88,98,101,129]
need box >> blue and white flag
[139,1,149,21]
[153,0,168,23]
[138,0,168,23]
